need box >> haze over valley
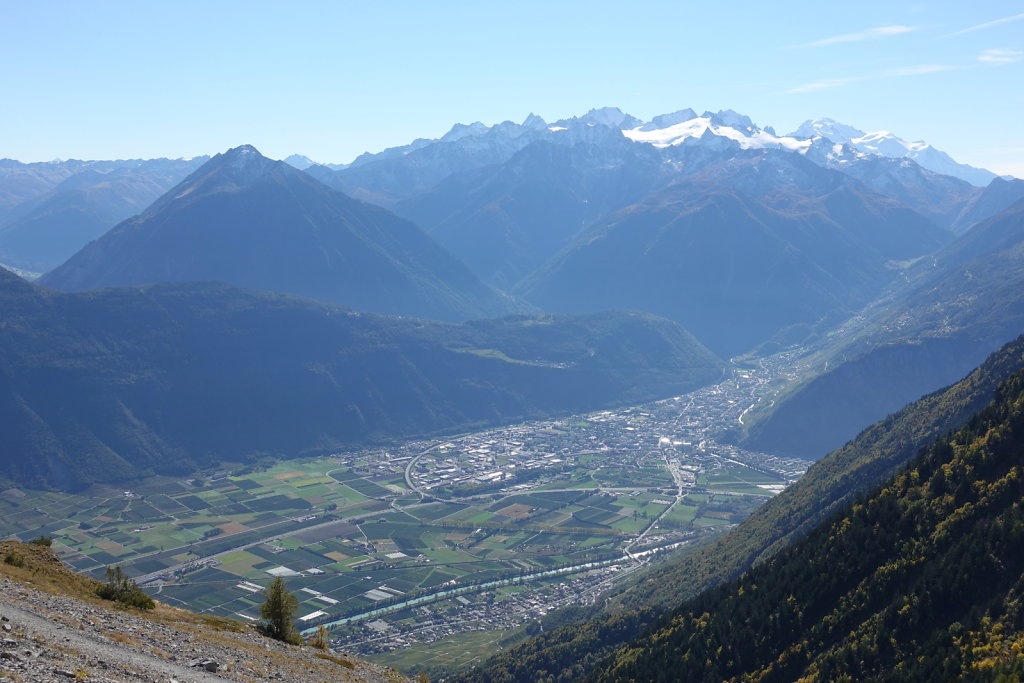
[2,3,1024,681]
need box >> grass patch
[314,652,355,669]
[105,632,140,646]
[0,541,101,600]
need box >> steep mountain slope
[596,362,1024,682]
[518,151,949,357]
[0,540,402,682]
[0,158,206,218]
[791,117,998,186]
[952,176,1024,234]
[304,109,998,305]
[41,145,519,322]
[802,138,980,230]
[745,198,1024,459]
[0,269,722,491]
[0,158,99,220]
[396,136,670,288]
[317,108,996,223]
[314,115,552,206]
[0,159,203,271]
[452,333,1024,683]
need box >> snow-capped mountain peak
[790,118,996,186]
[640,109,698,131]
[706,109,756,132]
[622,111,810,153]
[790,118,867,144]
[560,107,643,129]
[333,107,1002,194]
[852,130,927,158]
[441,121,491,143]
[217,145,280,183]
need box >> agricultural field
[0,363,810,663]
[0,447,777,631]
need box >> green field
[0,433,789,633]
[367,626,522,673]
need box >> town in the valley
[0,352,812,669]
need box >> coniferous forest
[593,366,1024,681]
[3,8,1024,678]
[454,334,1024,682]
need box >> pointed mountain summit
[41,145,519,321]
[522,112,547,130]
[790,118,997,186]
[555,107,643,129]
[791,117,867,142]
[282,153,315,170]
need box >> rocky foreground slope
[0,541,404,683]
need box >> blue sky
[2,1,1022,176]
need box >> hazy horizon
[2,1,1022,176]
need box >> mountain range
[6,105,1022,474]
[308,108,1021,356]
[0,157,205,272]
[791,117,998,186]
[517,150,949,357]
[595,349,1024,682]
[454,332,1024,682]
[41,146,520,322]
[3,105,1024,679]
[0,267,722,490]
[5,108,1019,290]
[744,197,1024,459]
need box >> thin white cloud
[948,12,1024,36]
[978,48,1024,65]
[786,77,864,94]
[785,64,955,94]
[885,64,958,76]
[795,25,916,48]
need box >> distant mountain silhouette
[745,198,1024,458]
[396,138,670,289]
[0,159,204,271]
[518,152,949,357]
[42,146,520,322]
[0,269,723,490]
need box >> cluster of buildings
[338,564,624,657]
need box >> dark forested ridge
[595,359,1024,682]
[0,269,722,491]
[612,334,1024,612]
[452,333,1024,683]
